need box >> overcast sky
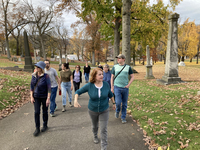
[150,0,200,24]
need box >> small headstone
[50,58,55,61]
[150,57,153,65]
[18,57,21,62]
[36,56,40,61]
[13,57,18,62]
[9,57,13,61]
[178,61,185,66]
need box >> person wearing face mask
[74,68,116,150]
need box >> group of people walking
[30,54,134,150]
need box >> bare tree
[24,0,55,60]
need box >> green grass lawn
[129,80,200,149]
[0,72,31,111]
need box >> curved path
[0,81,148,150]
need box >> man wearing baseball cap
[110,54,134,124]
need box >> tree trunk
[181,56,184,61]
[190,58,192,62]
[122,0,132,65]
[197,45,199,64]
[92,51,95,66]
[4,10,11,58]
[39,33,46,59]
[114,16,121,65]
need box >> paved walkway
[0,81,149,150]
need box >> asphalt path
[0,80,149,150]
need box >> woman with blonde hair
[74,68,116,150]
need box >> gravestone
[24,31,34,72]
[13,56,18,62]
[178,61,185,66]
[145,45,155,79]
[18,57,21,62]
[157,13,183,85]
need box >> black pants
[73,81,80,92]
[34,97,48,129]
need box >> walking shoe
[115,112,119,118]
[50,113,55,117]
[54,106,57,111]
[62,105,66,112]
[121,119,127,124]
[69,102,73,107]
[33,128,40,136]
[41,126,48,132]
[93,136,99,144]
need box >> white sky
[150,0,200,24]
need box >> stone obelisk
[157,13,183,85]
[145,45,155,79]
[24,31,34,72]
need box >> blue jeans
[114,86,129,119]
[61,82,72,105]
[50,86,57,114]
[84,73,89,82]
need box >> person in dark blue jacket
[30,61,51,136]
[74,68,116,150]
[103,64,111,88]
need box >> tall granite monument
[24,31,34,72]
[157,13,183,85]
[145,45,155,79]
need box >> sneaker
[93,136,99,144]
[54,106,57,111]
[69,102,73,107]
[41,126,48,132]
[121,119,127,124]
[115,112,119,118]
[62,105,66,112]
[50,113,55,117]
[33,128,40,136]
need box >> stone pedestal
[157,13,184,85]
[145,65,155,79]
[145,45,155,79]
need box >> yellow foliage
[178,18,199,59]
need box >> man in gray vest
[44,59,60,117]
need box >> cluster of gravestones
[145,13,184,85]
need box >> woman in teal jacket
[74,68,116,150]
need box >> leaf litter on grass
[0,69,31,120]
[129,80,200,150]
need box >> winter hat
[35,61,46,70]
